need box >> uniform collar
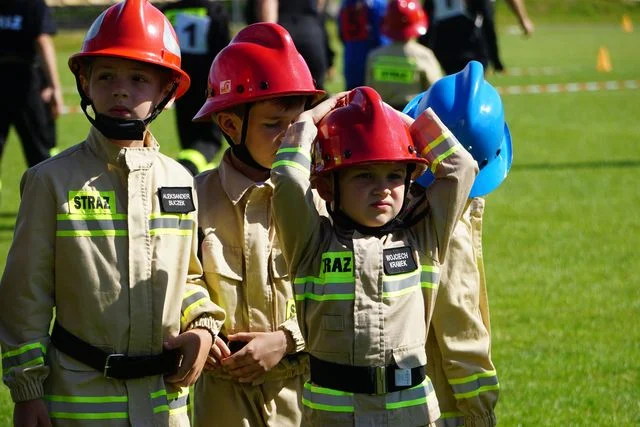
[86,126,159,171]
[219,149,274,205]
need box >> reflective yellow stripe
[272,159,310,174]
[430,144,460,173]
[420,131,452,158]
[1,342,47,359]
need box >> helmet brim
[192,89,326,122]
[469,122,512,197]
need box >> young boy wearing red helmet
[365,0,443,111]
[270,86,477,426]
[191,22,325,426]
[0,1,225,426]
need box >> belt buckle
[104,353,125,379]
[374,366,387,395]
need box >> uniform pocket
[202,237,243,281]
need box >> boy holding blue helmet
[403,60,512,426]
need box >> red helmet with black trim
[381,0,428,42]
[193,22,325,121]
[313,86,428,177]
[68,0,190,98]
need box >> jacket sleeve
[0,169,55,402]
[429,198,499,427]
[181,186,226,336]
[270,120,324,277]
[270,121,326,342]
[410,108,478,263]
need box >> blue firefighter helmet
[403,60,512,197]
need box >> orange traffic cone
[596,47,612,73]
[622,14,634,33]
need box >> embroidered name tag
[383,246,417,275]
[158,187,195,213]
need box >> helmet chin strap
[76,77,176,141]
[229,103,270,172]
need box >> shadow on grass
[0,212,17,219]
[512,160,640,171]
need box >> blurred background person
[420,0,490,75]
[365,0,443,110]
[0,0,63,201]
[162,0,231,175]
[483,0,535,73]
[251,0,329,90]
[338,0,389,90]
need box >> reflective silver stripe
[151,388,189,415]
[45,395,128,420]
[385,377,436,410]
[302,382,354,413]
[181,289,210,323]
[420,265,440,290]
[149,217,193,231]
[56,214,128,237]
[450,371,499,399]
[382,269,421,298]
[273,147,312,175]
[1,342,46,372]
[294,278,356,301]
[437,412,465,427]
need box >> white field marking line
[496,80,640,95]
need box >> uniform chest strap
[309,354,426,395]
[51,321,181,380]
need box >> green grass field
[1,7,640,426]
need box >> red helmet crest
[68,0,190,98]
[313,86,427,176]
[193,22,325,121]
[381,0,428,42]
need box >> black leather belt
[51,321,181,380]
[309,354,426,395]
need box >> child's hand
[163,328,213,387]
[297,91,349,125]
[220,331,288,383]
[204,336,232,371]
[13,399,52,427]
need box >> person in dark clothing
[421,0,490,75]
[483,0,535,72]
[251,0,329,90]
[162,0,231,175]
[0,0,62,173]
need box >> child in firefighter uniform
[0,1,226,426]
[190,23,325,427]
[271,86,477,426]
[403,60,512,426]
[365,0,443,111]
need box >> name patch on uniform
[383,246,417,275]
[158,187,195,213]
[68,190,116,214]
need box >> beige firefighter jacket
[425,197,499,427]
[195,150,312,386]
[365,40,444,109]
[270,114,477,426]
[0,127,225,427]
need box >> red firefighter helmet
[381,0,428,42]
[313,86,428,177]
[68,0,190,98]
[193,22,325,121]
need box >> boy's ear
[216,112,241,145]
[312,174,334,202]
